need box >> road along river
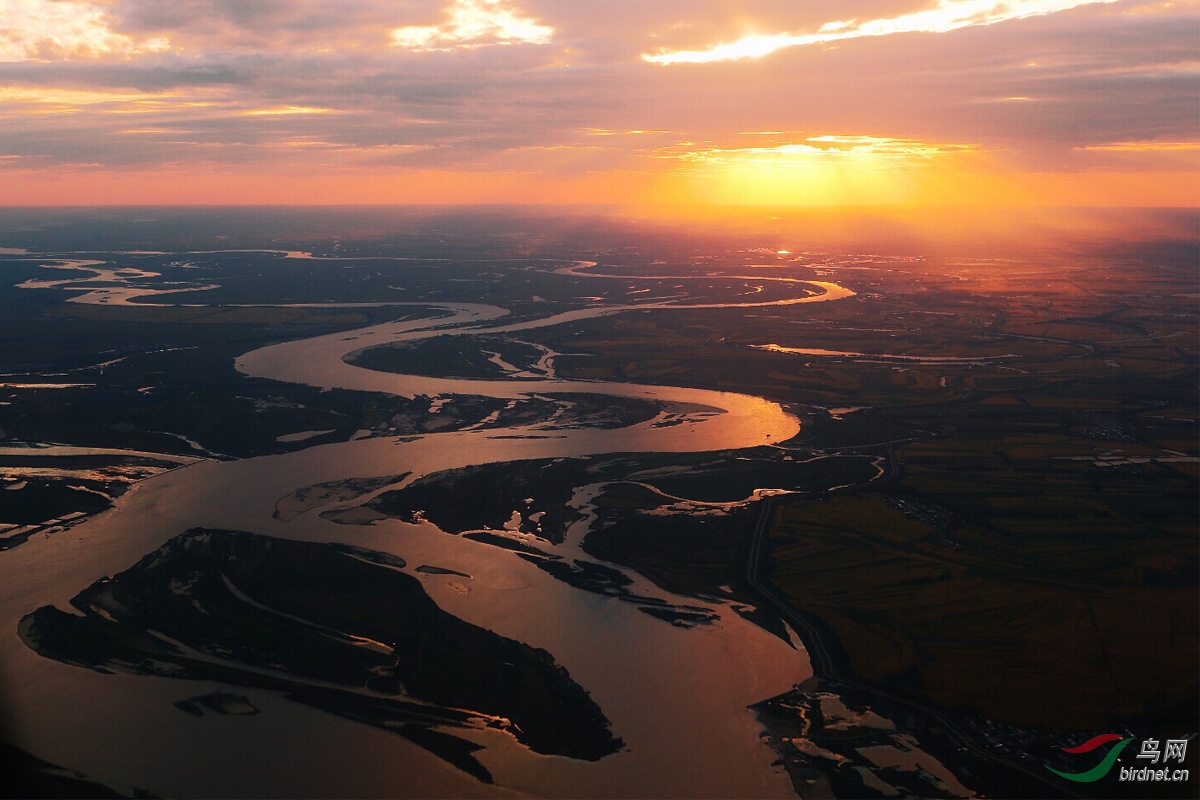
[1,256,855,798]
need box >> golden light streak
[582,128,673,137]
[670,136,978,165]
[643,0,1122,65]
[240,106,338,116]
[1120,1,1200,15]
[0,88,195,118]
[0,88,170,105]
[277,140,341,149]
[1077,141,1200,152]
[390,0,552,51]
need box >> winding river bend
[1,254,855,798]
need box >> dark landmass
[363,450,784,628]
[752,679,983,800]
[351,333,672,429]
[530,556,634,593]
[635,605,719,627]
[415,564,472,577]
[19,529,623,774]
[273,474,411,521]
[618,453,879,503]
[368,450,879,544]
[350,334,550,380]
[463,530,559,557]
[286,691,496,785]
[0,287,431,459]
[0,742,153,799]
[0,478,113,525]
[0,449,195,550]
[369,451,880,635]
[174,692,259,717]
[0,334,557,458]
[513,554,721,629]
[580,500,789,638]
[0,236,673,461]
[537,393,664,430]
[584,504,759,598]
[368,458,589,542]
[765,484,1197,731]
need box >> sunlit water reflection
[1,253,856,797]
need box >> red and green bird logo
[1045,734,1132,782]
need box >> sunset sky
[1,0,1196,207]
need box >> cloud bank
[0,0,1194,205]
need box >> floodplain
[0,207,1194,799]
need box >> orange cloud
[1,0,168,61]
[390,0,553,51]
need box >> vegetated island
[19,529,622,783]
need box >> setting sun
[0,0,1194,209]
[657,136,988,205]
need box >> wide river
[1,255,855,798]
